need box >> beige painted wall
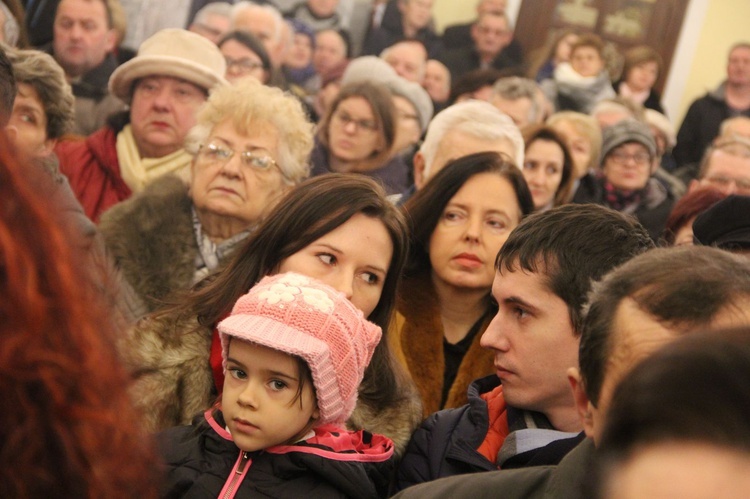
[675,1,750,125]
[432,0,480,32]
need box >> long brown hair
[169,173,409,407]
[0,134,158,497]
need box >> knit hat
[387,77,434,133]
[341,55,398,87]
[217,272,382,426]
[109,28,228,102]
[693,195,750,249]
[600,119,657,164]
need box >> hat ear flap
[362,322,383,367]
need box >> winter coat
[99,174,235,319]
[673,82,750,168]
[309,140,410,195]
[392,437,596,499]
[395,375,584,493]
[159,409,395,498]
[120,292,423,456]
[392,272,495,417]
[572,174,675,243]
[56,119,131,223]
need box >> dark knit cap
[601,119,657,164]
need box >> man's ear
[104,28,117,53]
[413,150,426,189]
[40,137,58,157]
[687,178,700,193]
[568,367,596,439]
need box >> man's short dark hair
[496,204,654,335]
[0,45,16,126]
[580,246,750,407]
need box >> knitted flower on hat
[217,273,382,426]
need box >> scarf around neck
[116,124,192,193]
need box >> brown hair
[571,33,605,59]
[318,81,397,172]
[521,124,575,208]
[621,45,663,82]
[165,174,409,409]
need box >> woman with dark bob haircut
[120,174,423,454]
[392,151,534,417]
[311,81,409,194]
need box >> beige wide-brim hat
[109,28,228,102]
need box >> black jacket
[439,45,522,83]
[395,375,583,493]
[159,409,395,498]
[572,174,675,243]
[674,82,750,167]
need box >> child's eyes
[268,379,288,391]
[228,367,247,380]
[360,272,379,285]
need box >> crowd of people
[1,0,750,497]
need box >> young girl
[158,273,395,498]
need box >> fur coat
[100,175,211,318]
[393,272,495,418]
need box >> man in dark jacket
[394,205,654,492]
[439,11,521,84]
[362,0,443,59]
[47,0,125,135]
[674,43,750,168]
[394,246,750,498]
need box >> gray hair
[185,77,313,185]
[719,116,750,139]
[491,76,541,125]
[230,1,283,43]
[419,99,524,176]
[193,2,232,25]
[6,47,74,139]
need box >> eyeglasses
[224,57,265,74]
[608,151,652,166]
[198,141,278,173]
[704,175,750,194]
[332,110,378,132]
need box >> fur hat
[217,272,382,426]
[693,195,750,249]
[601,119,656,164]
[387,77,433,133]
[109,28,228,102]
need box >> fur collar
[396,273,495,417]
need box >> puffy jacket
[159,409,396,499]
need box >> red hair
[0,133,158,498]
[662,187,727,246]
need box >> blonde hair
[547,111,602,173]
[187,78,314,185]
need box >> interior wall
[432,0,750,130]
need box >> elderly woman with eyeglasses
[572,119,675,241]
[311,80,409,195]
[98,78,313,319]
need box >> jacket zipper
[221,452,250,499]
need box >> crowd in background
[1,0,750,497]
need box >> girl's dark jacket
[158,409,395,499]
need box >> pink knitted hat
[217,272,382,426]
